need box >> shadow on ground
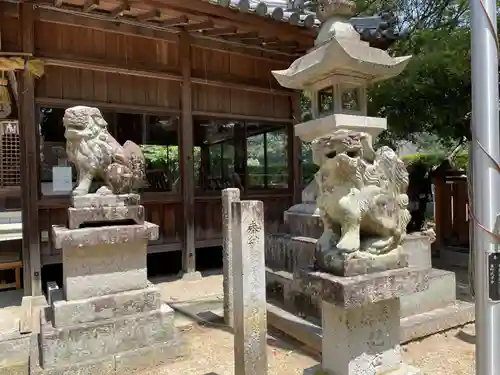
[456,329,475,344]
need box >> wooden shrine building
[0,0,397,296]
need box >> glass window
[246,133,265,188]
[39,108,180,195]
[141,115,180,193]
[115,113,143,145]
[194,119,237,192]
[247,124,289,189]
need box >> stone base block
[33,357,115,375]
[71,193,140,209]
[265,234,316,274]
[298,267,429,308]
[400,268,456,318]
[403,234,433,269]
[283,205,323,238]
[52,285,162,327]
[303,364,421,375]
[40,304,175,367]
[0,362,28,375]
[52,221,158,250]
[318,246,409,277]
[0,335,30,367]
[31,335,187,375]
[267,299,475,355]
[68,205,145,229]
[321,299,408,375]
[62,240,148,300]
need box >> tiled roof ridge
[206,0,397,29]
[205,0,405,49]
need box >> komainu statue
[312,129,411,271]
[63,106,145,196]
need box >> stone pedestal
[299,267,428,375]
[33,193,186,375]
[265,209,474,342]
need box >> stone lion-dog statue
[63,106,145,196]
[312,129,411,267]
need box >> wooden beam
[224,31,258,40]
[203,26,237,36]
[265,40,298,47]
[162,15,189,27]
[31,6,299,61]
[192,110,293,123]
[82,0,99,13]
[42,57,183,82]
[136,8,161,22]
[7,72,19,107]
[36,97,180,115]
[110,0,130,18]
[19,3,42,297]
[40,55,293,95]
[179,33,197,276]
[144,0,316,44]
[183,19,213,32]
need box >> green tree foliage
[368,26,471,146]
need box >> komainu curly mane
[63,106,145,195]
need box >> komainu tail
[122,141,146,191]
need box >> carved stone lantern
[272,0,411,143]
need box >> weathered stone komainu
[312,129,412,276]
[31,107,187,374]
[63,105,145,196]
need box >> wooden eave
[4,0,316,56]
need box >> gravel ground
[148,268,476,375]
[140,323,476,375]
[141,324,319,375]
[403,324,475,375]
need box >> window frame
[37,104,181,198]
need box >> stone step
[400,268,456,318]
[40,304,175,367]
[266,299,475,353]
[400,300,475,343]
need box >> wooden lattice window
[0,121,20,189]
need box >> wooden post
[232,200,268,375]
[222,188,240,328]
[290,93,302,205]
[179,33,200,280]
[19,3,42,296]
[433,173,446,253]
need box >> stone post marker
[231,200,268,375]
[222,188,240,328]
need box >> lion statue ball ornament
[63,106,146,196]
